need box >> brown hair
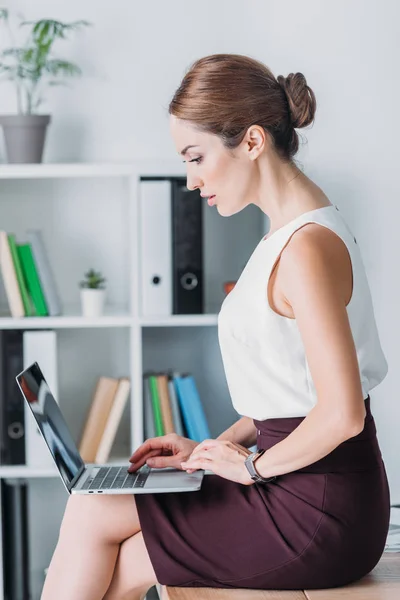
[169,53,317,163]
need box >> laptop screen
[16,362,85,491]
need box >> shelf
[0,159,188,180]
[0,305,133,329]
[0,465,59,479]
[0,162,135,179]
[140,314,219,327]
[0,457,131,480]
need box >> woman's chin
[217,204,243,217]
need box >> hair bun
[277,72,316,129]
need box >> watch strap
[245,449,277,484]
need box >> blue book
[173,374,210,442]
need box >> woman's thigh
[103,531,158,599]
[60,493,141,543]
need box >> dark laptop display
[16,362,84,491]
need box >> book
[7,234,35,317]
[156,374,175,434]
[173,374,210,442]
[94,378,130,464]
[147,374,164,436]
[0,231,24,318]
[17,243,48,316]
[143,374,156,439]
[172,375,198,441]
[78,377,119,463]
[26,229,62,317]
[167,372,185,437]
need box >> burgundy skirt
[135,396,390,590]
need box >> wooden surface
[164,588,304,599]
[164,553,400,600]
[305,554,400,599]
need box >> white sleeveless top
[217,204,388,420]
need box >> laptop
[15,361,204,495]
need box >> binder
[1,479,31,600]
[171,179,204,314]
[139,179,172,316]
[22,330,58,468]
[0,330,25,465]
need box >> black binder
[0,330,25,465]
[1,479,31,599]
[171,179,204,314]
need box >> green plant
[0,9,91,114]
[79,269,106,290]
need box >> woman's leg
[102,531,157,599]
[41,493,155,600]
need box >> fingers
[190,440,249,460]
[146,455,182,469]
[127,448,160,472]
[181,457,211,472]
[181,448,215,472]
[129,436,176,464]
[190,439,218,456]
[185,449,216,463]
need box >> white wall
[1,0,399,501]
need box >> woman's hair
[169,53,316,163]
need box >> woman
[41,54,390,599]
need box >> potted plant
[0,9,90,163]
[79,269,106,318]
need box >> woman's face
[170,115,259,217]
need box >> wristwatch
[245,449,277,484]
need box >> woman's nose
[186,175,203,192]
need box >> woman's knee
[59,494,141,544]
[103,531,157,599]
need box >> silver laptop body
[16,362,204,495]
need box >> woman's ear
[244,124,267,161]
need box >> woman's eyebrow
[180,145,199,156]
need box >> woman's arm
[253,402,363,479]
[255,225,367,478]
[216,416,257,448]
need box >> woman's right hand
[127,434,200,473]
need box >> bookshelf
[0,160,267,599]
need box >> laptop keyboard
[81,466,151,491]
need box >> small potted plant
[0,9,90,163]
[79,269,106,318]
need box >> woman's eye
[183,157,202,164]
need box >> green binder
[148,375,165,436]
[7,234,35,316]
[17,243,48,316]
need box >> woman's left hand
[181,439,254,486]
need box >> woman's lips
[207,195,216,206]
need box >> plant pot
[80,288,106,318]
[0,114,51,164]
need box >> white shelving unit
[0,160,267,599]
